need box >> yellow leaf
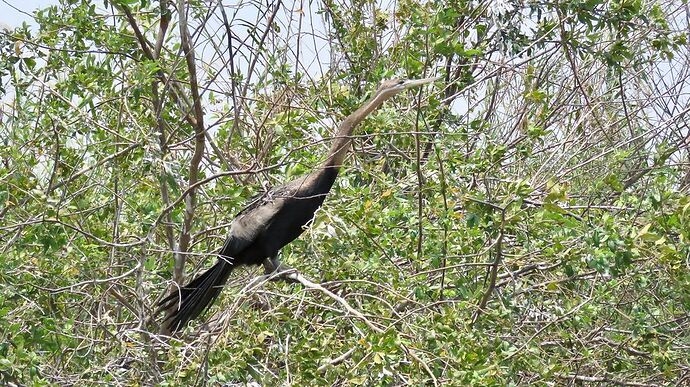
[683,201,690,215]
[637,223,652,239]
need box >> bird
[159,76,439,332]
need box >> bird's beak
[402,76,441,89]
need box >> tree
[1,0,688,384]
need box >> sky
[0,0,57,29]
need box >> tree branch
[470,203,507,328]
[175,0,207,284]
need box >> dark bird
[159,77,439,332]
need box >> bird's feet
[262,258,299,283]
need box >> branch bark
[175,0,207,284]
[470,203,507,328]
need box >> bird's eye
[397,80,405,85]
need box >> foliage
[0,0,688,385]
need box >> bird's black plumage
[159,167,339,331]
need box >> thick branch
[175,0,207,284]
[118,4,201,131]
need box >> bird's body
[160,77,438,332]
[223,166,338,267]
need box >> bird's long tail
[159,258,235,332]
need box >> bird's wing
[219,180,303,255]
[234,190,269,217]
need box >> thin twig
[470,203,507,328]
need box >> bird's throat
[324,92,388,169]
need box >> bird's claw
[262,258,299,283]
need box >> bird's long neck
[324,92,389,170]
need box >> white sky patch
[0,0,58,29]
[31,153,53,188]
[487,0,515,18]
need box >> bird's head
[375,76,441,99]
